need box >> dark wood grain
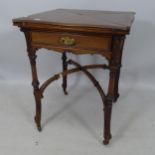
[13,9,135,34]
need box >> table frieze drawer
[31,32,112,54]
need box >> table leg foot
[62,84,68,95]
[37,125,42,132]
[103,134,112,145]
[64,89,68,95]
[35,116,42,132]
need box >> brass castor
[103,139,109,145]
[35,117,42,132]
[103,134,112,145]
[37,125,42,132]
[64,90,68,95]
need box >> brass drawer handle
[60,37,76,46]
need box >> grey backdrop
[0,1,155,154]
[0,0,155,89]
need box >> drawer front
[31,32,112,57]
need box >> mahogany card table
[13,9,135,144]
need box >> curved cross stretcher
[31,51,113,145]
[40,59,108,104]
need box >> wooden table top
[13,9,135,34]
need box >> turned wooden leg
[33,83,43,132]
[111,36,125,103]
[28,49,43,131]
[102,36,125,144]
[103,97,112,145]
[113,70,120,102]
[103,69,117,144]
[62,52,68,95]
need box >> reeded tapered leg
[103,70,116,145]
[33,81,43,131]
[103,36,125,144]
[28,49,43,131]
[103,97,112,145]
[62,52,68,95]
[113,70,120,102]
[103,70,119,144]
